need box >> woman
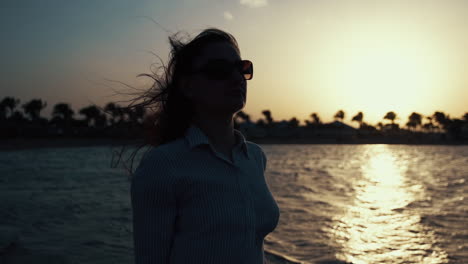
[130,28,280,264]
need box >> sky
[2,0,467,125]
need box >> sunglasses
[191,59,253,80]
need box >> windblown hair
[112,28,240,177]
[139,28,240,146]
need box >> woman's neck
[191,112,236,153]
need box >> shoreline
[0,137,467,151]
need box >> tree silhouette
[288,117,299,128]
[406,112,422,131]
[120,106,145,126]
[376,122,384,131]
[432,111,450,131]
[51,103,75,131]
[308,112,321,125]
[22,99,47,121]
[384,111,397,124]
[52,103,74,121]
[261,110,274,125]
[360,122,376,132]
[123,107,134,124]
[1,94,467,141]
[95,113,107,128]
[351,112,364,127]
[235,110,251,123]
[104,102,120,125]
[256,119,266,127]
[79,105,102,127]
[133,105,145,125]
[10,111,26,122]
[422,116,436,132]
[334,110,345,122]
[0,97,20,119]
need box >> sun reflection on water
[331,145,448,264]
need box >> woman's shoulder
[134,138,188,179]
[245,141,266,157]
[245,141,267,171]
[141,137,188,162]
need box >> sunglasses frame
[191,59,253,81]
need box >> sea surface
[0,144,467,264]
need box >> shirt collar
[184,124,250,159]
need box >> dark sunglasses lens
[241,60,253,80]
[200,60,253,80]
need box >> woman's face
[185,41,247,116]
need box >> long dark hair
[112,28,240,177]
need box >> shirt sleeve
[130,152,177,264]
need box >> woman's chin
[215,100,246,115]
[229,99,246,112]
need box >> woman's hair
[112,27,240,177]
[140,28,240,146]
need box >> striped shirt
[130,124,280,264]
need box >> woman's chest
[174,158,280,235]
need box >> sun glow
[305,21,454,123]
[330,145,448,264]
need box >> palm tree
[120,106,145,126]
[422,116,436,132]
[261,110,274,125]
[22,99,47,121]
[384,111,397,124]
[51,103,75,131]
[406,112,422,131]
[79,105,102,127]
[432,111,450,131]
[310,112,321,124]
[104,102,119,125]
[52,103,74,121]
[0,97,20,119]
[351,112,364,127]
[122,107,135,124]
[133,105,146,125]
[334,110,345,122]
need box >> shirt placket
[207,143,243,167]
[234,152,257,252]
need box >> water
[0,144,467,263]
[262,145,468,264]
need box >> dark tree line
[234,109,468,141]
[235,109,467,132]
[1,96,467,141]
[0,96,145,138]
